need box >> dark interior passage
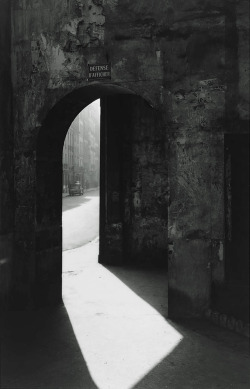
[99,95,168,268]
[225,133,249,283]
[211,133,249,322]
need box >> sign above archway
[88,64,111,81]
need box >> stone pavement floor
[1,239,249,389]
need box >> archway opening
[59,95,174,389]
[36,83,168,306]
[24,83,184,388]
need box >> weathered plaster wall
[6,0,249,315]
[159,0,248,316]
[160,2,226,315]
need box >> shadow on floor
[1,305,98,389]
[105,264,249,348]
[104,264,168,317]
[131,326,250,389]
[104,264,250,388]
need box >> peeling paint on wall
[63,0,105,47]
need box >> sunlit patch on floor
[63,241,183,389]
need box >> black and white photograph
[0,1,249,388]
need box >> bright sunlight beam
[63,241,183,389]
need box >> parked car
[69,182,84,196]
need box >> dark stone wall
[121,97,168,267]
[1,0,248,315]
[0,1,13,307]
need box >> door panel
[99,95,168,267]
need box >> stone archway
[35,83,168,307]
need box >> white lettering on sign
[89,72,111,78]
[89,65,109,72]
[88,63,111,81]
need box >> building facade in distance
[63,100,100,191]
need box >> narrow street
[62,189,99,251]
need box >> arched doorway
[35,83,168,307]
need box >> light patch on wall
[219,241,223,261]
[31,38,48,73]
[156,50,161,62]
[133,192,141,208]
[62,19,80,35]
[50,45,67,72]
[31,34,67,81]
